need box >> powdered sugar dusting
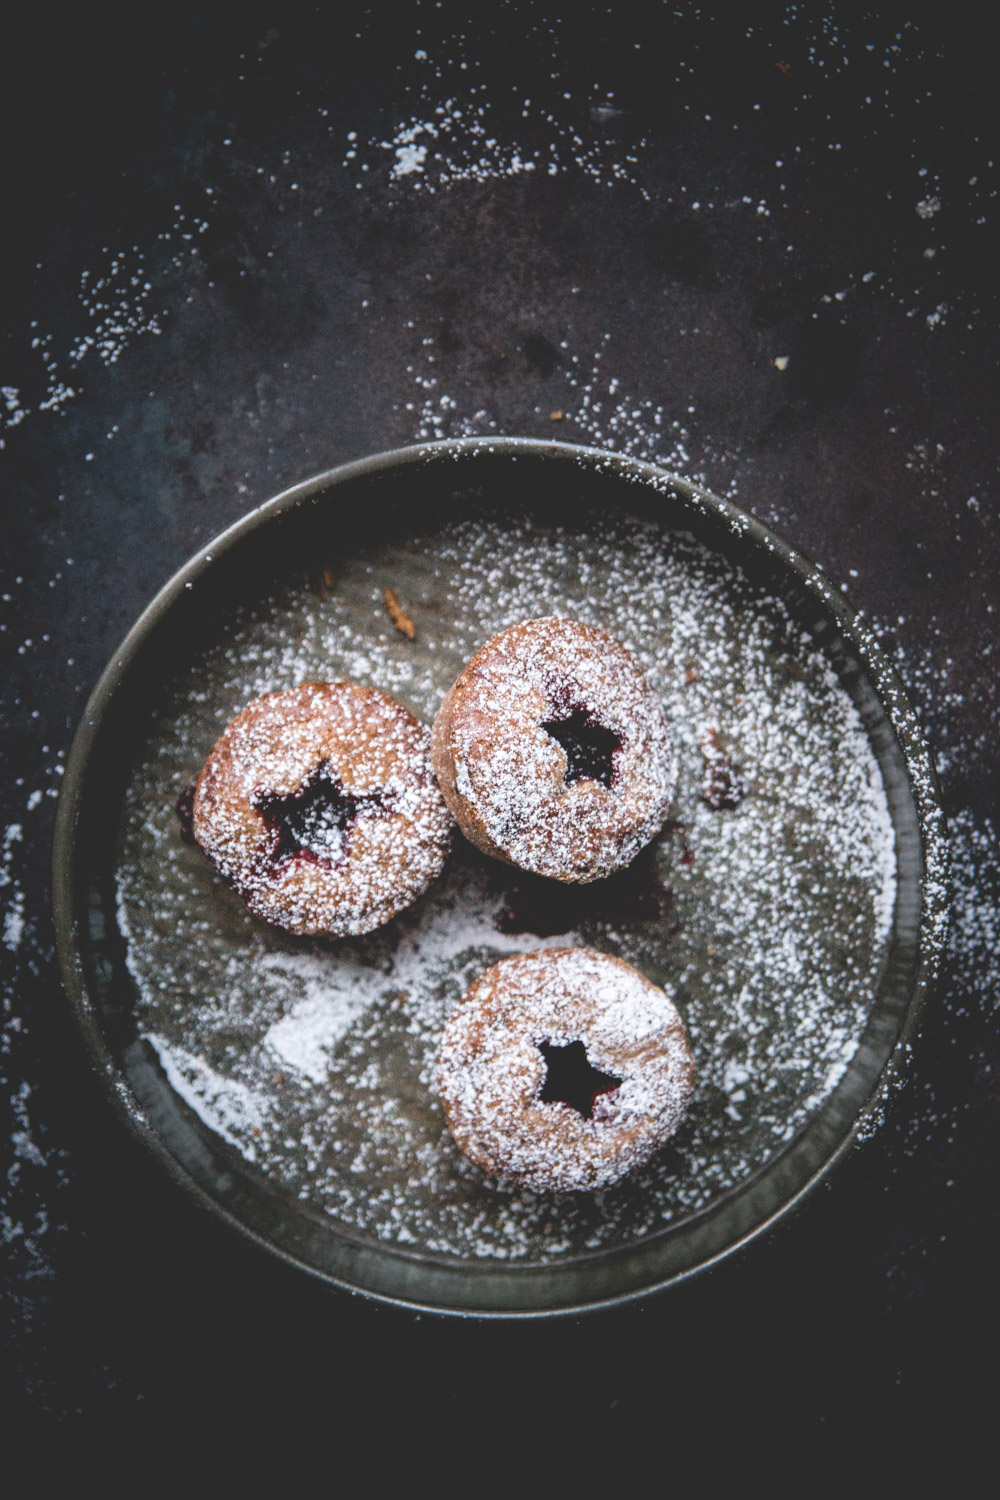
[2,823,26,952]
[146,1034,269,1160]
[116,502,899,1260]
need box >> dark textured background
[2,3,997,1452]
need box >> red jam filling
[540,701,621,789]
[254,759,387,868]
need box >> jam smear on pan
[176,779,198,843]
[700,728,745,811]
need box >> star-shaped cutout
[255,759,387,866]
[538,1039,622,1119]
[540,706,620,789]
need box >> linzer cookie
[437,947,696,1193]
[190,682,451,937]
[431,617,675,883]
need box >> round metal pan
[52,438,947,1316]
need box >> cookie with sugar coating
[437,947,695,1193]
[191,681,452,937]
[431,617,675,883]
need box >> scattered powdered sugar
[116,504,900,1260]
[0,387,28,451]
[406,336,741,498]
[946,811,999,1012]
[365,60,648,202]
[2,824,26,952]
[145,1033,268,1161]
[4,212,208,439]
[263,950,373,1082]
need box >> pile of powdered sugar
[116,504,899,1261]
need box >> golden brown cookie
[432,618,674,882]
[191,682,451,937]
[437,947,695,1193]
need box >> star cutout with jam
[254,759,388,866]
[538,1038,622,1119]
[540,706,621,789]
